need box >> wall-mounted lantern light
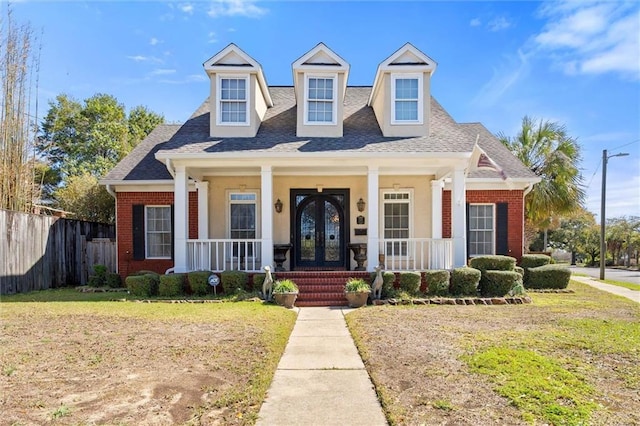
[357,198,366,212]
[274,198,283,213]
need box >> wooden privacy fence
[0,209,116,295]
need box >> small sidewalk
[571,275,639,303]
[256,307,387,426]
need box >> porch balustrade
[378,238,454,271]
[187,239,262,272]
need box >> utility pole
[600,149,629,280]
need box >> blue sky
[9,0,640,220]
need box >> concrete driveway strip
[256,307,387,426]
[571,275,639,303]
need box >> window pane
[395,101,418,121]
[469,204,494,256]
[146,206,172,258]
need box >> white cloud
[150,69,176,76]
[488,16,512,32]
[208,31,218,44]
[533,1,640,80]
[180,3,194,15]
[470,18,481,27]
[208,0,267,18]
[126,55,163,63]
[158,74,208,84]
[150,37,160,46]
[473,49,531,107]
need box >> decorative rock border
[374,296,533,306]
[526,289,575,293]
[76,286,127,293]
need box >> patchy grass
[0,295,296,425]
[346,281,640,425]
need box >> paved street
[569,266,640,285]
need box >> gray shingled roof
[104,86,536,182]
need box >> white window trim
[226,190,261,239]
[379,189,414,240]
[303,73,338,126]
[468,203,496,257]
[144,205,172,260]
[391,73,423,125]
[216,74,250,127]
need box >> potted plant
[344,277,371,308]
[272,279,299,308]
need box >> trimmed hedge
[370,271,397,298]
[125,274,159,297]
[424,270,450,296]
[159,274,185,297]
[188,271,211,296]
[526,265,571,289]
[106,272,122,288]
[469,255,516,272]
[514,266,524,277]
[221,271,248,294]
[450,267,481,296]
[481,270,521,297]
[520,254,552,286]
[399,272,422,296]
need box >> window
[229,192,257,257]
[391,74,423,124]
[305,75,336,124]
[218,76,249,125]
[145,206,172,258]
[383,191,411,255]
[468,204,494,256]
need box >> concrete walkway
[256,307,387,426]
[571,275,639,303]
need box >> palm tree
[499,116,585,250]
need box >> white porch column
[451,166,467,267]
[196,181,209,239]
[431,180,443,239]
[261,165,274,269]
[366,166,379,271]
[173,166,189,273]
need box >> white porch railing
[187,239,262,272]
[378,238,454,271]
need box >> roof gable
[292,42,349,71]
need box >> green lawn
[347,281,640,425]
[598,278,640,291]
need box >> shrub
[481,270,521,297]
[273,279,298,293]
[105,272,122,288]
[221,271,248,294]
[450,267,481,296]
[425,270,451,297]
[129,270,160,277]
[88,264,108,287]
[514,266,525,277]
[469,255,516,272]
[520,254,552,286]
[526,265,571,289]
[399,272,421,296]
[188,271,211,296]
[159,274,185,297]
[370,270,397,298]
[125,274,159,297]
[345,277,371,293]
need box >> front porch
[185,237,456,272]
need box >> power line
[609,139,639,153]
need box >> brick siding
[116,192,198,278]
[442,190,524,261]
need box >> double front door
[291,189,349,270]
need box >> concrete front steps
[275,271,371,307]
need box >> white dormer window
[217,75,249,125]
[304,74,337,125]
[391,73,423,125]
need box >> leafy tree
[38,93,163,222]
[606,216,640,267]
[54,173,114,223]
[548,208,597,265]
[499,116,586,250]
